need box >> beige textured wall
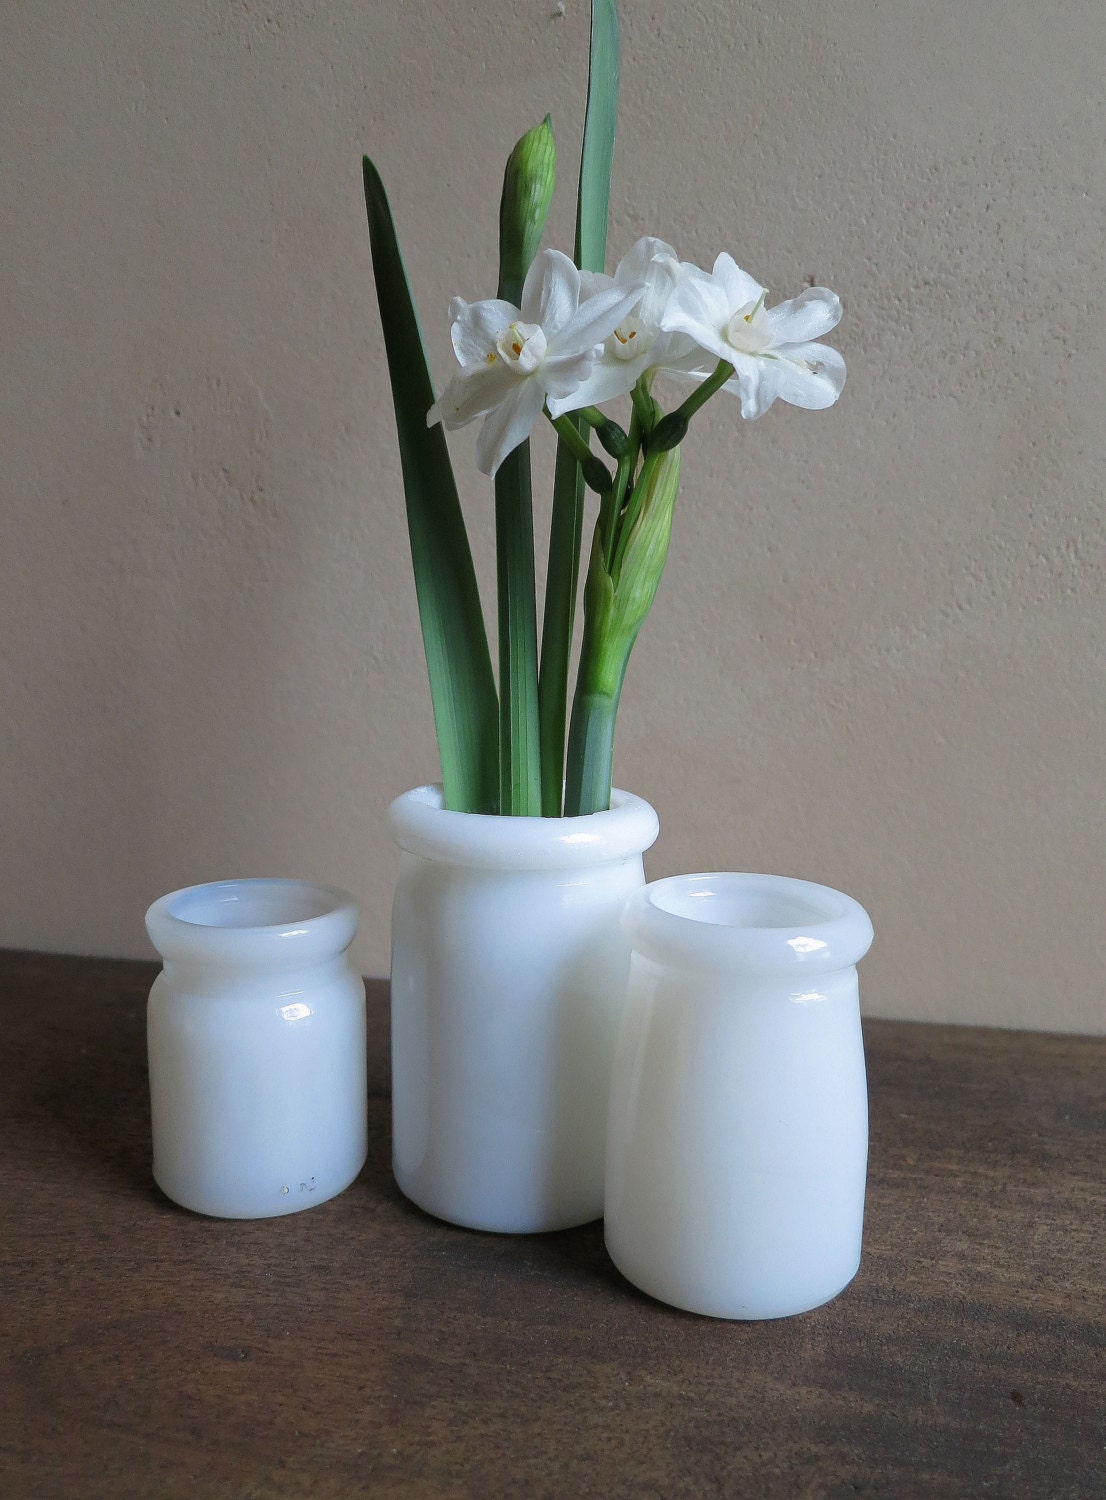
[2,1,1104,1032]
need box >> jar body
[389,786,659,1233]
[146,880,367,1219]
[605,872,873,1318]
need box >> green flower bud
[595,418,630,460]
[498,116,556,303]
[650,410,688,452]
[581,450,614,495]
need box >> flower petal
[767,342,846,409]
[636,254,683,331]
[546,352,642,416]
[654,330,713,377]
[578,269,616,301]
[711,253,765,313]
[551,283,644,358]
[428,363,514,430]
[521,248,580,332]
[614,236,678,287]
[451,298,520,368]
[542,348,599,402]
[659,269,730,343]
[724,343,846,419]
[660,301,733,366]
[765,287,842,344]
[475,378,546,476]
[719,353,768,419]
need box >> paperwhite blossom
[545,238,702,417]
[428,248,641,476]
[660,253,845,420]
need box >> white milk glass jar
[605,872,874,1319]
[388,785,659,1234]
[145,879,367,1218]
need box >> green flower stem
[538,405,620,818]
[574,407,629,458]
[566,444,682,815]
[630,379,659,436]
[601,401,641,572]
[651,358,735,450]
[677,357,735,420]
[599,460,629,573]
[563,682,625,817]
[563,604,627,817]
[547,412,613,494]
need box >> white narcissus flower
[428,248,642,476]
[660,253,846,420]
[546,237,702,417]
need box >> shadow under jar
[605,872,874,1319]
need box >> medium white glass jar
[605,872,874,1319]
[389,785,660,1234]
[145,879,367,1218]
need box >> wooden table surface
[1,950,1103,1499]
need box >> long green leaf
[362,157,499,814]
[575,0,620,275]
[539,0,621,815]
[538,435,585,815]
[495,444,542,815]
[494,120,555,817]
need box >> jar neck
[159,950,353,991]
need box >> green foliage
[494,119,559,816]
[575,0,620,275]
[539,0,622,815]
[362,158,499,814]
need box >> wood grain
[0,950,1103,1499]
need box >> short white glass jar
[605,872,874,1319]
[145,879,367,1218]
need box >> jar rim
[625,872,873,977]
[145,878,360,965]
[388,785,659,870]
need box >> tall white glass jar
[388,785,659,1234]
[605,872,874,1319]
[146,879,367,1219]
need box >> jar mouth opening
[165,879,341,931]
[146,879,361,965]
[647,874,845,932]
[388,785,659,870]
[627,873,873,976]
